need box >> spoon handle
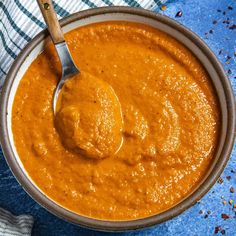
[37,0,65,44]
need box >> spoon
[37,0,80,113]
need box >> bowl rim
[0,6,235,232]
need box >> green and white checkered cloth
[0,1,166,235]
[0,0,166,89]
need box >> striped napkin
[0,208,33,236]
[0,0,166,89]
[0,0,166,235]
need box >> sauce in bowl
[12,22,220,220]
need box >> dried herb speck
[204,214,208,219]
[228,69,232,75]
[219,49,223,55]
[209,29,213,34]
[213,20,217,25]
[228,6,233,10]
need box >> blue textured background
[0,0,235,235]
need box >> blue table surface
[0,0,235,235]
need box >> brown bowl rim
[0,6,235,232]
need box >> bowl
[0,6,235,232]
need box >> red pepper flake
[228,6,233,10]
[230,187,235,193]
[226,176,231,180]
[229,24,236,30]
[221,229,226,235]
[175,11,183,18]
[221,213,230,220]
[215,226,221,233]
[218,177,224,184]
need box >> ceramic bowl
[0,7,235,232]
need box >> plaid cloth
[0,0,166,88]
[0,0,166,235]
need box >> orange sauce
[12,22,220,220]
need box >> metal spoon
[37,0,80,113]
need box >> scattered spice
[229,24,236,30]
[221,229,226,235]
[199,210,203,214]
[226,55,231,60]
[233,204,236,208]
[215,226,221,234]
[228,6,233,10]
[217,9,221,13]
[222,200,227,205]
[229,199,233,205]
[234,53,236,57]
[175,11,183,17]
[213,20,217,25]
[223,19,230,24]
[204,214,208,219]
[226,176,231,180]
[230,187,234,193]
[160,5,167,11]
[218,177,223,184]
[209,29,213,34]
[207,210,211,214]
[219,49,223,55]
[223,11,226,15]
[221,213,230,220]
[225,61,230,65]
[228,69,232,75]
